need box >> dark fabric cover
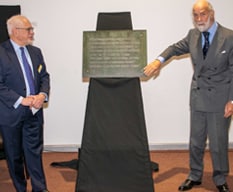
[76,12,154,192]
[96,12,133,30]
[0,5,21,159]
[76,78,154,192]
[0,5,21,43]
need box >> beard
[194,16,211,32]
[26,36,34,45]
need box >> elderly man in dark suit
[144,0,233,192]
[0,15,50,192]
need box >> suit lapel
[192,31,204,74]
[5,41,25,83]
[26,46,38,89]
[201,25,224,71]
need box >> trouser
[188,110,230,186]
[0,108,47,192]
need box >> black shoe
[217,183,230,192]
[178,179,202,191]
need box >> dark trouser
[0,108,47,192]
[188,110,230,186]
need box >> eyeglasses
[16,27,34,32]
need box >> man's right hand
[143,59,161,77]
[21,96,34,107]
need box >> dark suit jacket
[160,24,233,112]
[0,40,50,125]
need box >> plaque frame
[83,30,147,78]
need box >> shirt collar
[207,21,218,36]
[10,39,21,52]
[205,22,218,43]
[202,21,218,44]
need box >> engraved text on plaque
[83,30,147,78]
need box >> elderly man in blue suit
[144,0,233,192]
[0,15,50,192]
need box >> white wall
[1,0,233,149]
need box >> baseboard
[44,142,233,152]
[44,144,80,152]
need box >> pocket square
[38,64,42,73]
[221,50,226,54]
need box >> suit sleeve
[0,47,22,108]
[160,30,191,61]
[30,46,50,99]
[37,49,50,98]
[227,39,233,101]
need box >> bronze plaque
[83,30,147,78]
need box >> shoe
[178,179,202,191]
[217,183,230,192]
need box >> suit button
[208,77,211,80]
[197,87,200,90]
[198,75,201,78]
[208,88,211,91]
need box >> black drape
[0,5,21,43]
[75,12,154,192]
[76,78,154,192]
[0,5,21,160]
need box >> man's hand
[21,96,34,107]
[31,94,46,109]
[224,101,233,118]
[144,59,161,77]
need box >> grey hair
[193,0,214,12]
[206,1,214,12]
[6,15,24,35]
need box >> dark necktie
[20,47,35,95]
[202,31,210,59]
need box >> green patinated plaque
[83,30,147,78]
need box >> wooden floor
[0,150,232,192]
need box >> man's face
[193,7,214,32]
[13,18,34,46]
